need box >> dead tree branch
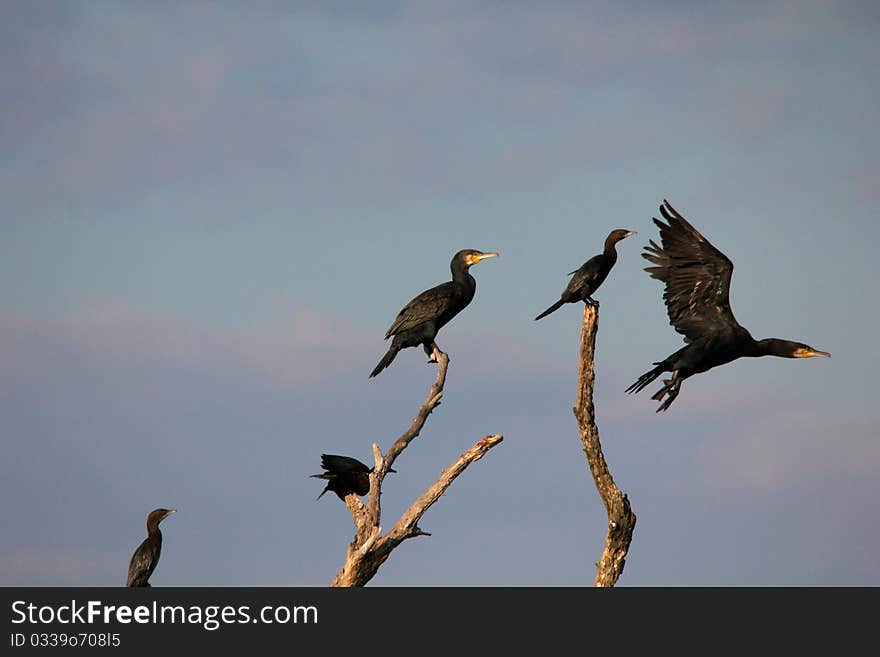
[573,304,636,587]
[363,346,448,537]
[330,350,502,587]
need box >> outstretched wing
[643,200,740,342]
[384,282,457,338]
[320,454,370,474]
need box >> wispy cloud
[1,1,877,587]
[699,408,880,491]
[4,0,862,210]
[0,306,375,388]
[0,548,115,586]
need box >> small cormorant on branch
[311,454,395,500]
[126,508,176,587]
[626,200,830,412]
[535,229,636,320]
[370,249,499,378]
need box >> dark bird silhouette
[311,454,395,500]
[626,200,830,412]
[126,508,176,587]
[535,229,637,320]
[370,249,499,377]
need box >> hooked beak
[794,348,831,358]
[476,252,499,261]
[624,230,637,238]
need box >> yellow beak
[794,348,831,358]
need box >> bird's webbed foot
[651,371,682,412]
[424,342,444,363]
[585,297,600,308]
[656,393,678,413]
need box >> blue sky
[2,1,878,586]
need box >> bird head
[455,249,500,268]
[146,508,176,532]
[367,466,397,474]
[790,343,831,359]
[758,339,831,359]
[608,229,637,243]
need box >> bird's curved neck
[146,521,163,536]
[450,262,475,287]
[603,236,621,257]
[751,338,796,358]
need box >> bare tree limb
[572,304,636,587]
[331,433,503,587]
[364,348,448,533]
[341,493,368,536]
[383,433,502,544]
[330,349,502,587]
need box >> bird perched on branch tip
[370,249,499,377]
[535,229,636,320]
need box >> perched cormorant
[626,200,830,412]
[370,249,499,378]
[126,508,176,587]
[311,454,395,500]
[535,229,637,320]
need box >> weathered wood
[363,347,449,536]
[572,304,637,587]
[330,351,503,587]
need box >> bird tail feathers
[369,344,400,378]
[308,474,333,501]
[625,363,667,395]
[534,299,566,321]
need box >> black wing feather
[384,282,457,338]
[642,200,740,342]
[563,257,601,299]
[319,454,370,474]
[126,536,160,587]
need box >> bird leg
[424,341,444,364]
[585,297,600,308]
[651,370,682,413]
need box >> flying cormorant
[126,508,176,587]
[535,229,637,320]
[626,200,830,412]
[370,249,499,378]
[311,454,395,500]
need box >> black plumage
[370,249,499,378]
[626,200,830,412]
[534,229,636,320]
[126,508,176,587]
[311,454,395,501]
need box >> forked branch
[364,347,449,535]
[330,350,502,587]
